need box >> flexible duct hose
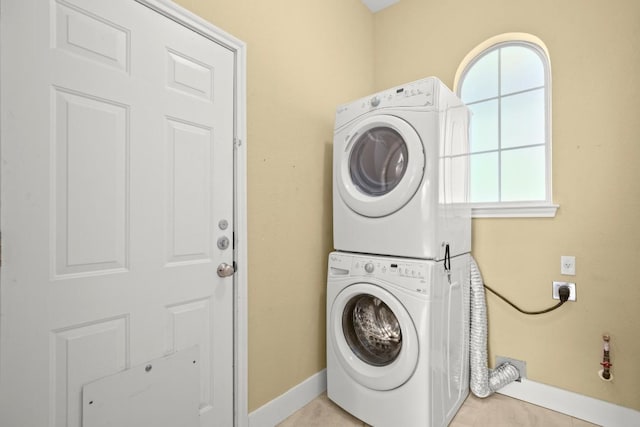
[470,257,520,397]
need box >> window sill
[472,202,559,218]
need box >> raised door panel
[166,118,213,266]
[52,317,128,427]
[53,88,129,277]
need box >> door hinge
[233,137,242,147]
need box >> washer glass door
[337,115,425,218]
[330,283,419,391]
[343,294,402,366]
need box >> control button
[365,262,375,273]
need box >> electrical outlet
[560,255,576,275]
[495,356,526,381]
[552,281,576,301]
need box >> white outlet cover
[552,281,576,301]
[560,255,576,275]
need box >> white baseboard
[248,369,327,427]
[498,378,640,427]
[247,370,640,427]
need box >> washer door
[337,115,425,218]
[330,283,419,391]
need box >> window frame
[454,33,558,218]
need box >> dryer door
[337,115,425,218]
[329,283,419,391]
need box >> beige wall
[375,0,640,410]
[177,0,639,414]
[173,0,375,411]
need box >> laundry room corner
[173,0,377,415]
[373,0,640,414]
[166,0,640,423]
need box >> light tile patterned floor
[277,392,601,427]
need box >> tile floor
[277,392,601,427]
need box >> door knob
[217,263,235,278]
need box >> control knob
[370,96,381,107]
[364,262,375,273]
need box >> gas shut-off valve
[598,334,613,382]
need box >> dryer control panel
[335,78,435,126]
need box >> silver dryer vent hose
[470,257,520,398]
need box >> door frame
[0,0,248,425]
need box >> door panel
[166,118,214,265]
[0,1,235,426]
[54,88,129,276]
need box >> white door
[0,1,236,426]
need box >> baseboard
[498,378,640,427]
[248,369,327,427]
[247,370,639,427]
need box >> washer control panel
[329,252,431,294]
[352,259,426,280]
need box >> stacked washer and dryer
[327,77,472,427]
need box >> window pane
[461,50,498,103]
[458,38,551,210]
[469,99,499,153]
[501,88,545,149]
[501,46,544,95]
[470,152,498,203]
[501,146,546,201]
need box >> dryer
[326,251,470,427]
[333,77,470,260]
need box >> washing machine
[333,77,471,260]
[326,251,470,427]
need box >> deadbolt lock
[217,236,230,250]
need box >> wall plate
[552,281,577,301]
[495,356,527,381]
[561,255,576,275]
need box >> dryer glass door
[337,115,425,218]
[349,128,408,197]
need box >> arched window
[455,34,558,217]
